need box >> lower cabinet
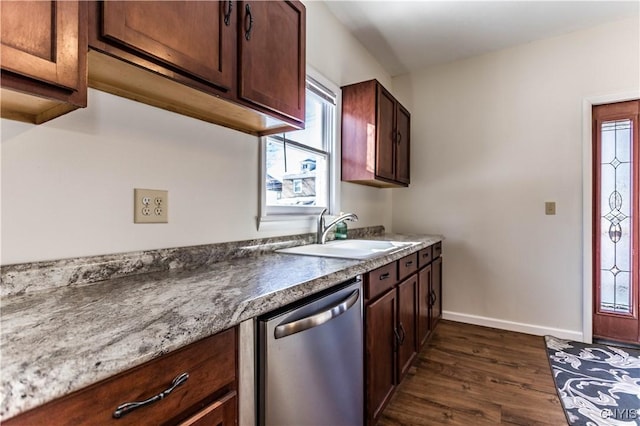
[431,255,443,330]
[5,327,238,426]
[396,274,418,379]
[365,242,443,425]
[365,287,397,423]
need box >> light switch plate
[545,201,556,215]
[134,189,168,223]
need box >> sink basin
[277,239,418,260]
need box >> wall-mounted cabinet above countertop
[341,79,411,188]
[0,1,88,124]
[1,0,306,137]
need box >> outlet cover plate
[545,201,556,215]
[134,189,168,223]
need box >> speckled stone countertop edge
[0,232,443,420]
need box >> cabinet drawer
[418,246,433,268]
[398,253,418,281]
[178,391,236,426]
[366,262,398,300]
[7,327,237,426]
[433,242,442,258]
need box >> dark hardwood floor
[378,320,567,425]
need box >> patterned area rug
[545,336,640,425]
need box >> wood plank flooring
[378,320,567,425]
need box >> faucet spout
[317,209,358,244]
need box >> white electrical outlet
[134,189,168,223]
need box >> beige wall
[0,1,392,264]
[392,18,640,339]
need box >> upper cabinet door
[1,1,80,90]
[101,1,236,91]
[395,104,411,185]
[376,85,396,182]
[238,1,305,123]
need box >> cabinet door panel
[376,85,396,181]
[418,265,432,346]
[431,256,443,329]
[102,1,235,91]
[396,103,411,184]
[366,289,396,423]
[239,0,305,122]
[1,1,80,89]
[397,275,418,381]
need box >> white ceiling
[324,1,640,76]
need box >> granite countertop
[0,232,442,420]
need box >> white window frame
[258,66,341,231]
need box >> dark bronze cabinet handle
[244,3,254,41]
[112,372,189,419]
[405,260,413,267]
[379,272,390,280]
[398,322,406,344]
[223,0,233,26]
[394,327,402,348]
[397,131,402,145]
[430,289,437,307]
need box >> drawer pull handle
[405,260,413,267]
[379,272,390,280]
[113,372,189,419]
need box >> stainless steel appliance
[258,276,363,426]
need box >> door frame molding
[582,90,640,343]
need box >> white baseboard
[443,311,584,341]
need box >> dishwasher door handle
[274,289,360,339]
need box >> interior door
[592,100,640,344]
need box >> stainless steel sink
[276,239,418,260]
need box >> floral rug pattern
[545,336,640,425]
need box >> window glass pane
[265,139,328,207]
[599,119,633,314]
[284,91,326,150]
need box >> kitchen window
[259,69,340,229]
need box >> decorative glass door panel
[593,100,639,344]
[599,119,633,314]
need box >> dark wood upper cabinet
[0,0,87,124]
[376,86,396,182]
[100,1,235,92]
[89,0,305,136]
[238,1,305,124]
[341,79,411,188]
[395,103,411,185]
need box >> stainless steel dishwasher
[258,276,363,426]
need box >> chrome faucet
[317,208,358,244]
